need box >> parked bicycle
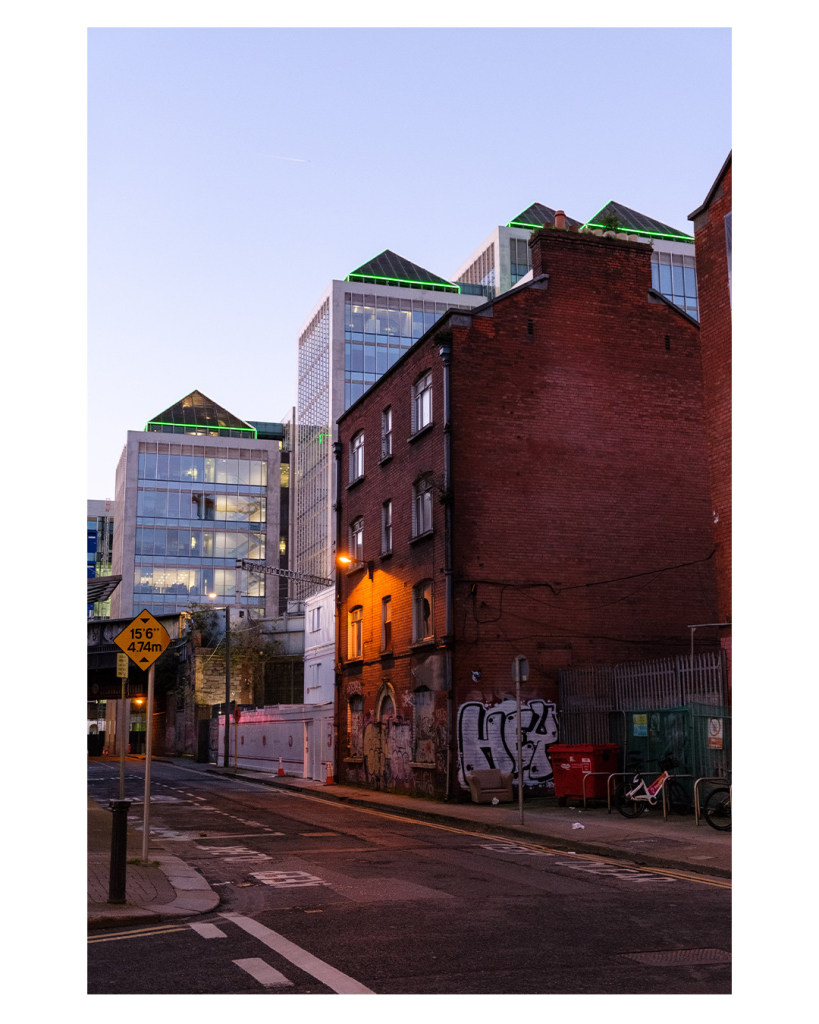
[615,755,690,818]
[702,786,731,832]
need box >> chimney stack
[554,210,566,230]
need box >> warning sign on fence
[707,717,724,750]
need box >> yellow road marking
[327,804,732,889]
[88,924,188,943]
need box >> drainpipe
[438,337,454,799]
[333,440,343,783]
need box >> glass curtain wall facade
[344,292,456,408]
[651,250,699,320]
[294,281,485,601]
[295,299,331,598]
[87,501,114,617]
[133,441,269,614]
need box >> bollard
[108,799,132,904]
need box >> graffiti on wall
[457,698,558,790]
[363,718,413,790]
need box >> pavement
[88,756,731,930]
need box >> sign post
[512,655,529,825]
[114,611,171,865]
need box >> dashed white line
[223,914,374,994]
[189,922,227,939]
[233,958,293,987]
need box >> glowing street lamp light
[337,554,374,578]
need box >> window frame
[350,430,365,482]
[411,371,433,434]
[348,605,363,660]
[350,516,364,562]
[412,475,433,538]
[381,406,393,460]
[412,579,434,642]
[381,499,393,554]
[381,595,392,651]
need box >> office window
[412,372,433,433]
[381,500,392,554]
[350,517,364,562]
[309,606,322,632]
[650,251,699,321]
[510,237,531,284]
[348,606,363,659]
[412,475,433,537]
[413,580,433,641]
[381,596,392,651]
[350,431,364,482]
[381,407,392,459]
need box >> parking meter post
[108,799,131,904]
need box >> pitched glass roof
[507,202,583,230]
[582,201,694,241]
[146,390,256,435]
[346,249,459,292]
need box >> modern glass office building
[294,251,487,598]
[87,499,114,617]
[452,202,584,298]
[581,201,699,321]
[453,199,699,321]
[111,391,287,619]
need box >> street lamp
[337,554,374,579]
[209,592,232,769]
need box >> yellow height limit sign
[114,609,171,670]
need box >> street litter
[572,822,585,829]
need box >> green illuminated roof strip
[580,200,694,241]
[346,272,459,292]
[583,223,695,241]
[145,419,257,436]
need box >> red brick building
[688,153,732,695]
[335,225,718,799]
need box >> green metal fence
[620,703,731,787]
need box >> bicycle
[615,756,690,818]
[702,786,731,832]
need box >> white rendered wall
[303,586,336,704]
[216,703,334,779]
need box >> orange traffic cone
[325,762,334,785]
[278,757,284,776]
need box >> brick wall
[336,226,718,798]
[690,158,732,629]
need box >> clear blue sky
[88,27,731,498]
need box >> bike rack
[660,774,693,821]
[580,772,615,809]
[694,776,731,825]
[603,771,662,813]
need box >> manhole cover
[620,948,731,966]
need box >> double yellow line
[88,923,189,944]
[341,803,732,889]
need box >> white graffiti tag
[457,698,558,790]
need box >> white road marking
[189,922,227,939]
[233,957,293,987]
[251,870,327,888]
[223,915,374,994]
[479,842,676,882]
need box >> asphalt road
[87,760,731,995]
